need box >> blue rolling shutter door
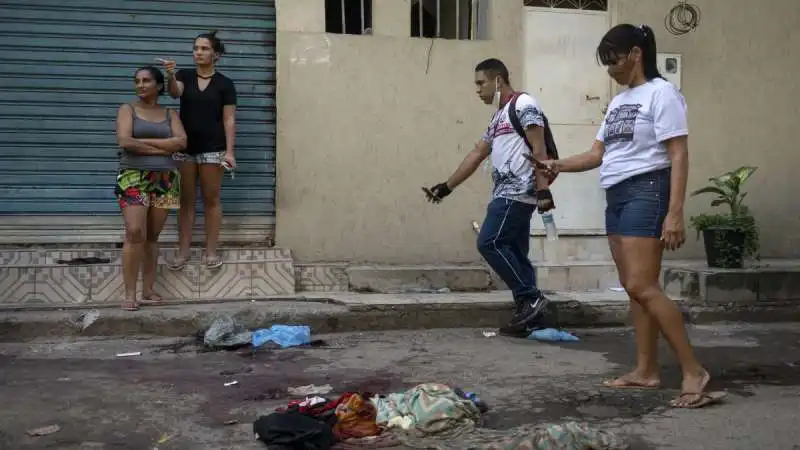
[0,0,276,220]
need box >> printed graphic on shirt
[481,95,544,204]
[603,103,642,144]
[483,94,544,203]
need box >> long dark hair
[596,24,662,81]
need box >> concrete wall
[616,0,800,260]
[275,0,800,263]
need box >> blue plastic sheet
[252,325,312,349]
[528,328,579,342]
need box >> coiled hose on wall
[665,1,701,35]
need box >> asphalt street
[0,323,798,449]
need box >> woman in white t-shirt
[539,24,723,409]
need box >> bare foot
[603,371,661,389]
[140,292,164,305]
[670,368,713,408]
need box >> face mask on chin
[492,77,501,108]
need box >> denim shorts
[605,168,670,238]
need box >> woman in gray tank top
[115,66,187,311]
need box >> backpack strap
[508,92,560,160]
[507,93,531,151]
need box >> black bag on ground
[253,411,334,449]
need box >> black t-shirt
[176,69,237,154]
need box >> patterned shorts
[115,168,181,210]
[173,151,226,165]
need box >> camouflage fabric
[372,383,628,450]
[395,421,629,450]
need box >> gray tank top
[118,104,177,170]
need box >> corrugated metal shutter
[0,0,276,243]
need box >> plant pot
[702,227,746,269]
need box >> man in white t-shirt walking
[425,58,554,336]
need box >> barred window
[523,0,608,11]
[410,0,490,40]
[326,0,373,35]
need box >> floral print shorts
[115,168,181,210]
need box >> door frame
[522,1,617,236]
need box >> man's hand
[423,182,452,204]
[524,154,560,183]
[536,188,555,212]
[661,210,686,251]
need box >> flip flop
[204,256,223,269]
[669,391,727,409]
[121,301,139,311]
[140,293,165,306]
[167,255,190,271]
[602,378,662,390]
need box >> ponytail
[639,25,663,80]
[596,23,664,81]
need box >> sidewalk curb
[1,293,799,342]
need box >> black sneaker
[508,294,549,328]
[497,322,530,338]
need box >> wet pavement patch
[485,388,673,430]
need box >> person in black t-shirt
[160,30,237,270]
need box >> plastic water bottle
[541,211,558,241]
[471,221,481,234]
[454,388,489,413]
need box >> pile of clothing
[253,383,629,450]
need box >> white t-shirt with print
[480,93,545,205]
[596,78,688,189]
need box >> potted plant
[689,166,759,269]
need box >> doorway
[523,5,611,234]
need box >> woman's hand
[223,152,237,169]
[661,210,686,251]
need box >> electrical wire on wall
[665,1,701,35]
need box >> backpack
[507,93,560,181]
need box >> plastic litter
[27,425,61,437]
[203,315,252,350]
[252,325,311,349]
[528,328,579,342]
[288,384,334,396]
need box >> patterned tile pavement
[0,248,297,305]
[295,264,349,292]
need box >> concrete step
[2,289,800,342]
[342,262,621,293]
[528,236,611,263]
[663,259,800,305]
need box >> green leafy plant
[689,166,759,266]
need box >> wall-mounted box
[657,53,682,90]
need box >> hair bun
[208,29,218,37]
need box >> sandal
[121,300,139,311]
[602,377,661,390]
[204,255,223,269]
[167,255,190,271]
[140,293,165,306]
[669,391,727,409]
